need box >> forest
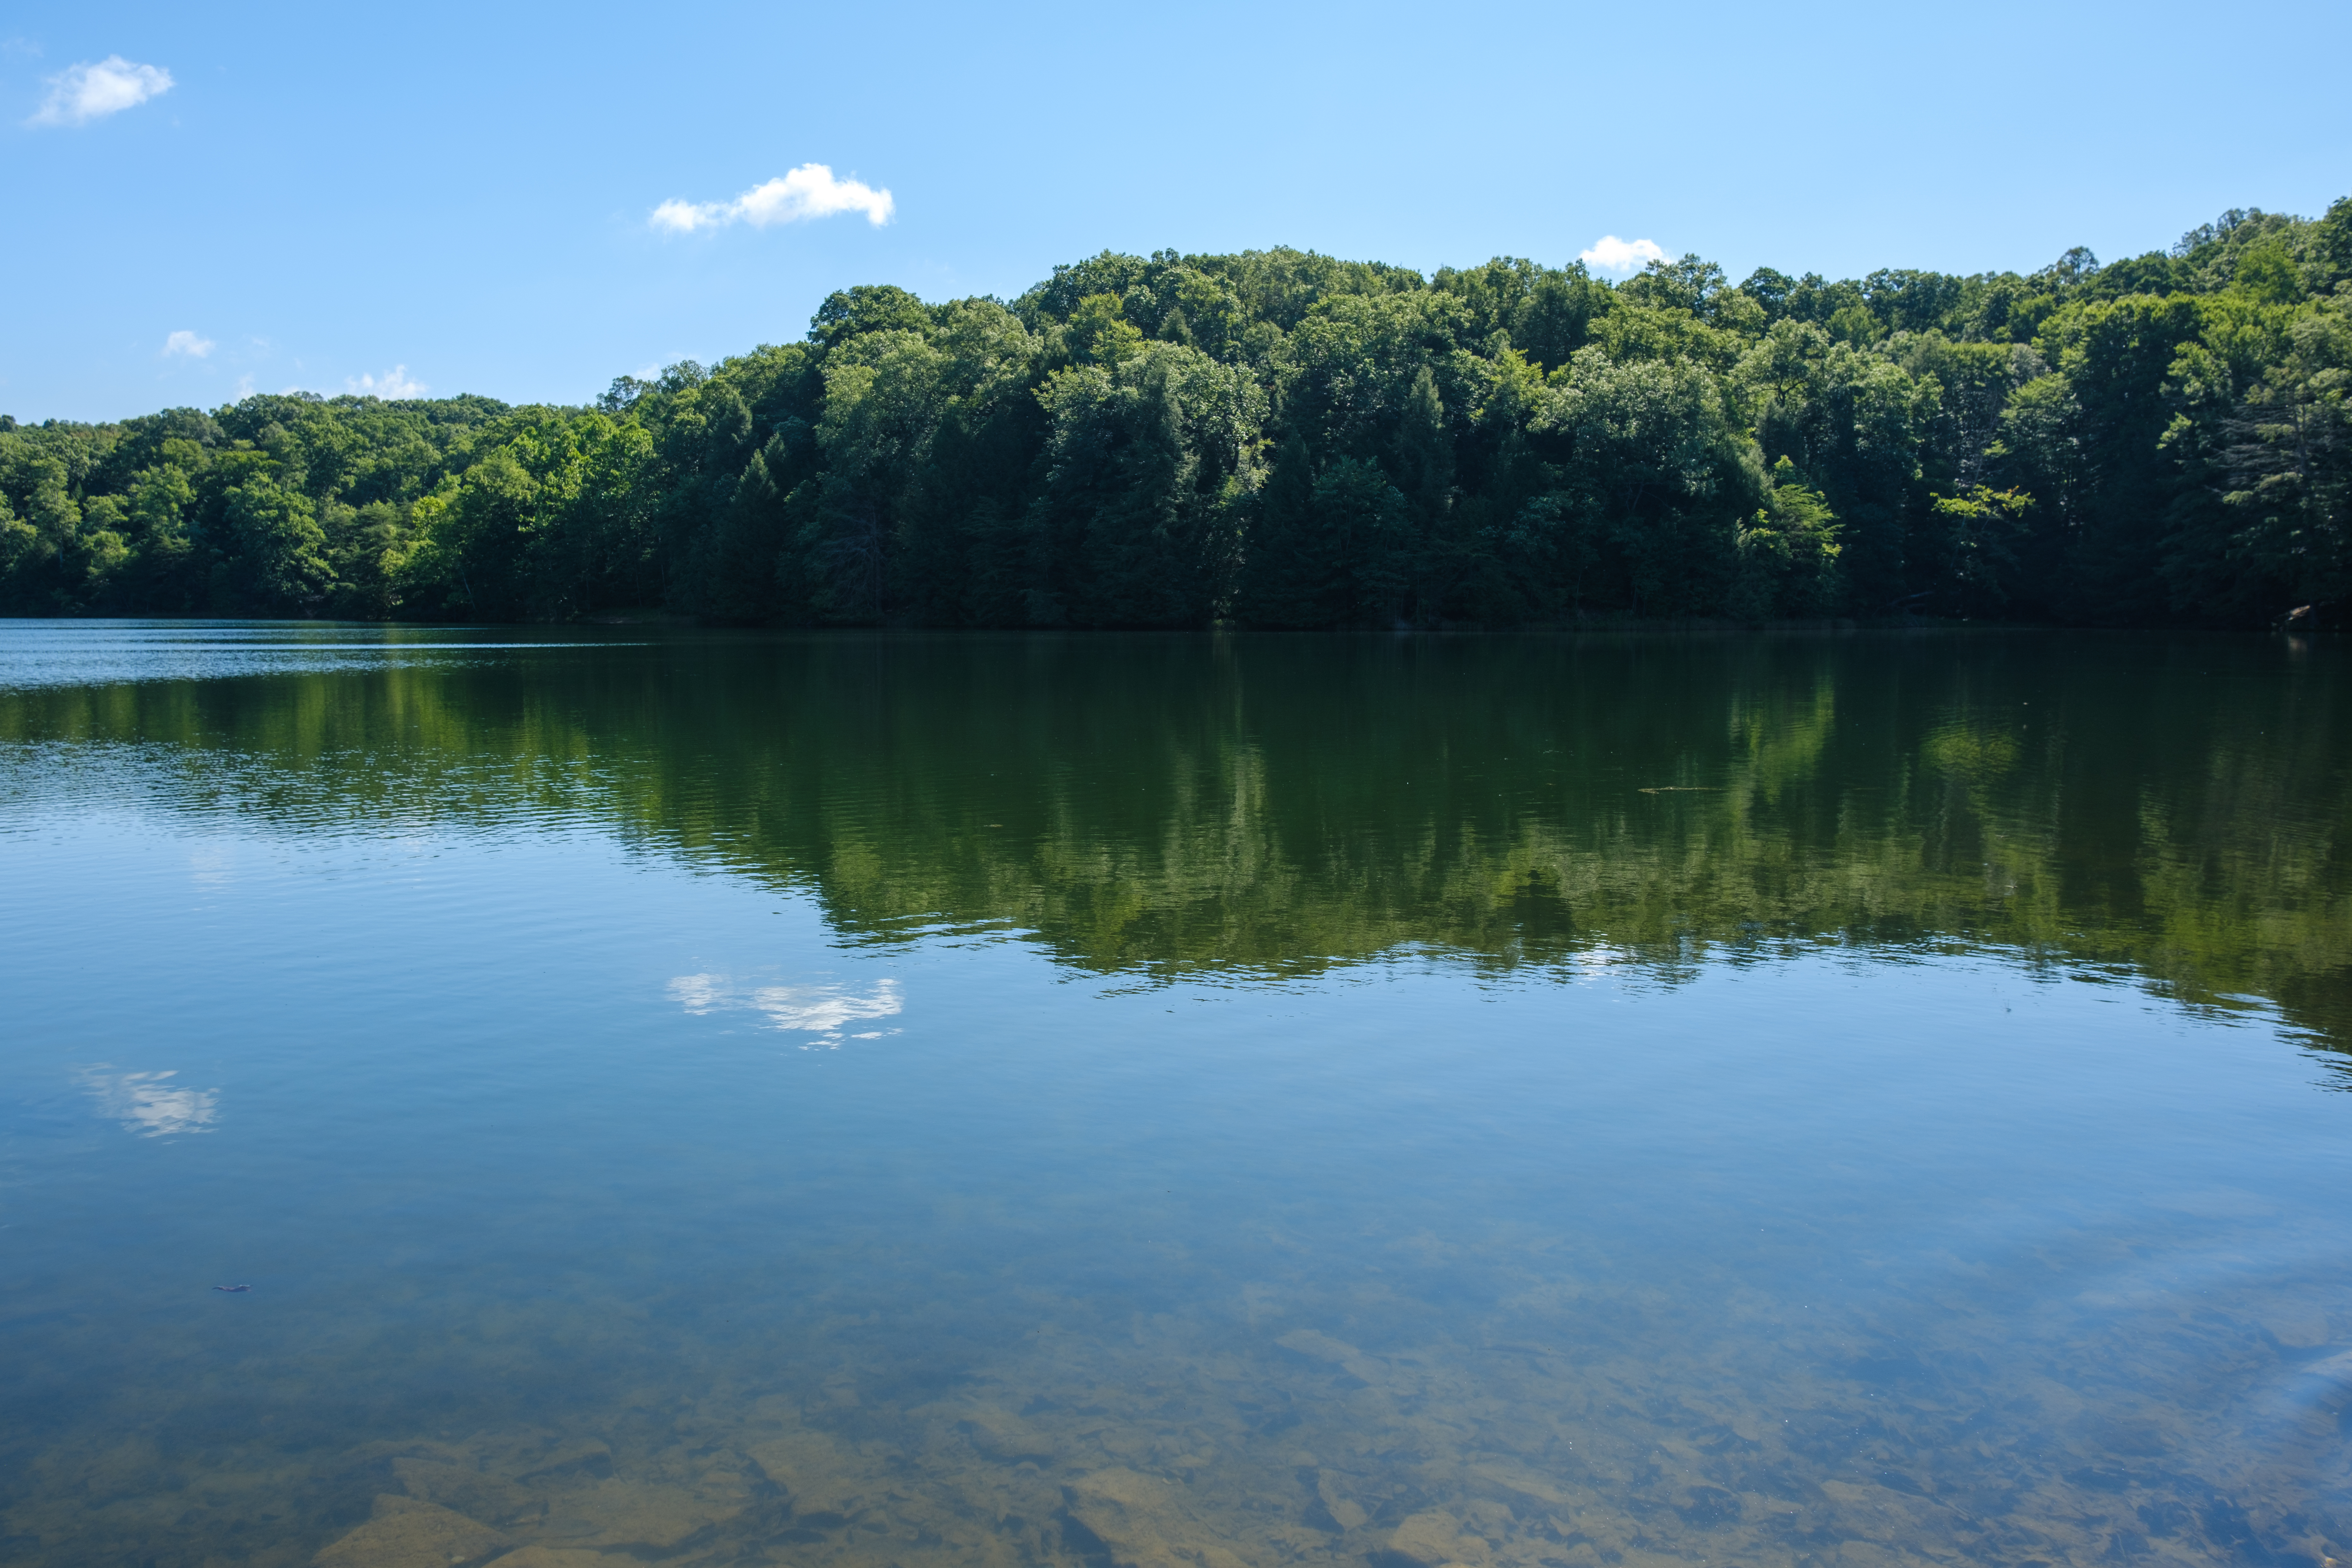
[3,199,2348,628]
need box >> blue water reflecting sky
[3,622,2349,1566]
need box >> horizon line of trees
[4,197,2349,630]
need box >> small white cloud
[1579,235,1668,277]
[651,163,895,234]
[736,166,894,226]
[650,198,714,234]
[28,55,172,127]
[347,364,426,398]
[162,329,213,358]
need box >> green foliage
[9,197,2351,627]
[1035,343,1261,626]
[214,474,332,611]
[1731,458,1841,619]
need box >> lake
[2,620,2348,1568]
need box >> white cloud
[347,364,426,398]
[649,199,714,233]
[162,329,213,358]
[651,163,895,234]
[1579,235,1668,277]
[28,55,172,127]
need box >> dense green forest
[5,200,2348,627]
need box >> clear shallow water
[2,622,2349,1568]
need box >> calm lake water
[3,620,2349,1568]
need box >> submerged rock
[1313,1469,1369,1532]
[559,1474,747,1549]
[746,1428,896,1519]
[312,1495,509,1568]
[1064,1467,1252,1568]
[1383,1509,1496,1568]
[390,1457,540,1529]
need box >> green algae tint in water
[2,623,2351,1568]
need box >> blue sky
[5,0,2347,423]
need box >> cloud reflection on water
[77,1067,219,1137]
[668,974,902,1048]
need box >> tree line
[4,198,2348,628]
